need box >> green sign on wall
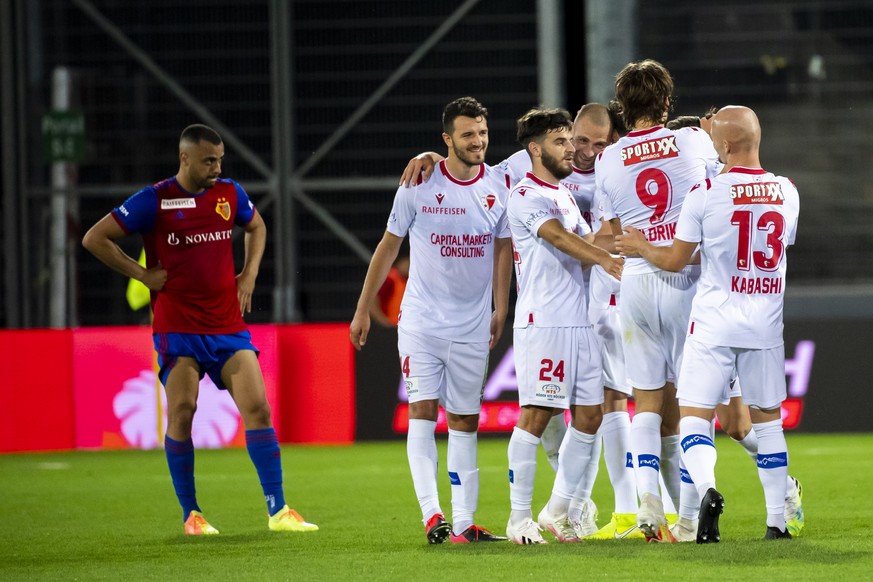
[41,110,85,163]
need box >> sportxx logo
[621,136,680,166]
[215,197,231,221]
[435,193,445,205]
[731,182,784,205]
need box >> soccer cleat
[784,476,804,537]
[669,516,697,543]
[537,506,581,542]
[268,505,319,532]
[184,510,219,535]
[450,524,507,543]
[765,526,792,540]
[570,499,599,538]
[424,513,452,544]
[665,512,678,526]
[637,493,675,543]
[506,517,547,545]
[585,512,646,540]
[696,488,725,544]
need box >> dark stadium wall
[355,317,869,439]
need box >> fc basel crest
[481,194,496,210]
[215,197,231,221]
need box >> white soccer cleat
[784,476,804,536]
[669,516,697,542]
[569,499,599,538]
[506,517,547,545]
[538,506,581,542]
[637,493,675,542]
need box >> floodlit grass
[1,434,871,581]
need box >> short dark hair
[665,115,700,131]
[665,106,718,131]
[516,107,572,150]
[607,99,628,137]
[180,124,222,146]
[442,97,488,134]
[614,59,674,129]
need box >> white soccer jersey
[508,172,591,328]
[589,189,621,309]
[498,150,597,225]
[497,149,530,188]
[677,167,800,348]
[595,125,720,275]
[387,160,510,342]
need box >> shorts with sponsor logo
[620,267,698,390]
[397,328,488,415]
[154,331,259,390]
[589,302,631,395]
[677,338,786,410]
[514,325,603,409]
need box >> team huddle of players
[349,59,803,545]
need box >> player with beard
[351,97,513,544]
[398,104,635,539]
[83,124,317,535]
[504,107,622,544]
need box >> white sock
[660,434,681,511]
[733,428,759,461]
[540,413,567,472]
[548,427,597,516]
[447,428,478,534]
[508,426,540,523]
[569,429,602,519]
[600,411,636,513]
[630,411,663,498]
[754,419,789,530]
[678,457,699,520]
[407,419,441,523]
[678,416,718,500]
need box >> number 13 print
[731,210,785,271]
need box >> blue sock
[246,428,286,516]
[165,435,199,521]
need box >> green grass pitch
[1,433,871,580]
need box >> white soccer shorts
[397,328,488,415]
[513,325,603,409]
[677,337,787,410]
[589,301,631,396]
[619,266,698,390]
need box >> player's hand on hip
[141,261,167,291]
[399,155,435,188]
[349,313,370,351]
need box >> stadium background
[1,0,871,450]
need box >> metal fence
[1,0,872,329]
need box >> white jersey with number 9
[595,125,720,275]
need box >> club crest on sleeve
[215,197,231,221]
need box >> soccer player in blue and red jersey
[83,124,318,535]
